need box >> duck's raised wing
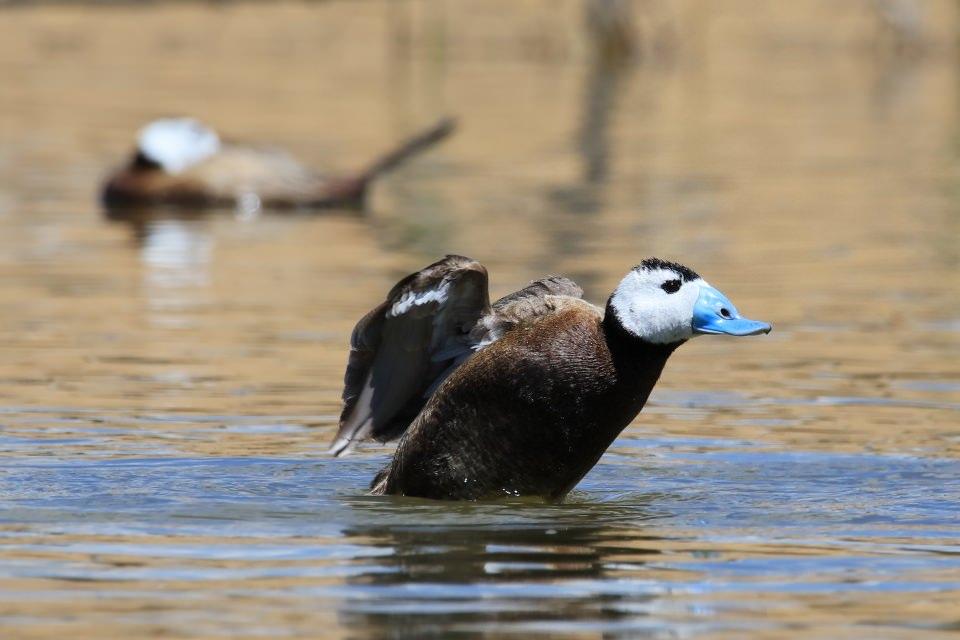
[329,255,490,456]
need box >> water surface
[1,1,959,637]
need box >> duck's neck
[602,298,682,367]
[594,299,682,442]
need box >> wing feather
[471,276,585,347]
[331,267,589,456]
[329,256,489,456]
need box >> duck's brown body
[103,146,366,208]
[102,118,454,209]
[371,300,675,500]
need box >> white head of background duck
[102,116,456,210]
[331,255,771,501]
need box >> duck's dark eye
[661,279,681,294]
[720,307,732,319]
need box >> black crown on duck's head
[633,258,701,282]
[132,150,163,170]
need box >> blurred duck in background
[102,116,455,211]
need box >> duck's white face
[610,258,771,344]
[137,118,221,174]
[611,262,703,344]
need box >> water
[1,1,959,637]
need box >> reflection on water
[1,0,959,638]
[140,219,214,329]
[333,527,661,638]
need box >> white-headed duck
[330,255,771,501]
[102,117,455,210]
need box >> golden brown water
[1,1,959,638]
